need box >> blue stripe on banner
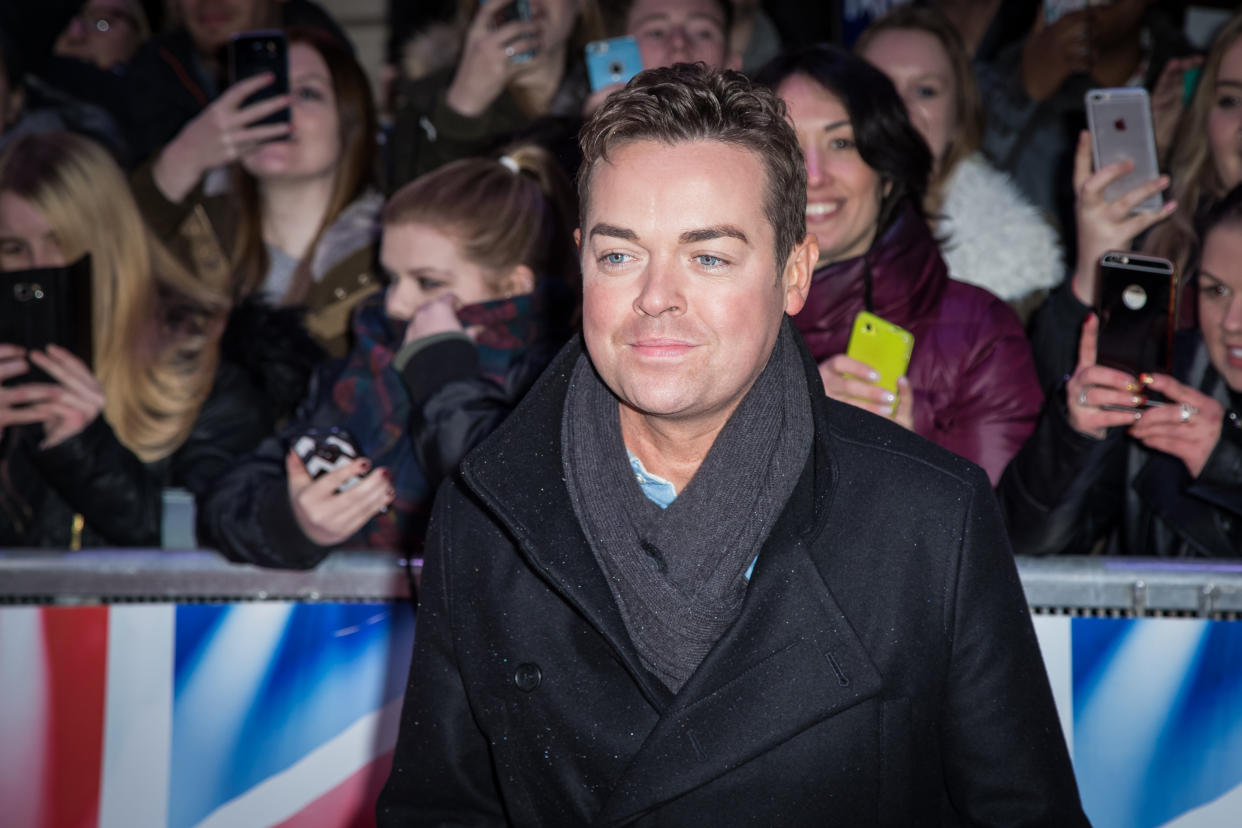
[169,602,415,828]
[1073,618,1242,828]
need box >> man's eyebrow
[680,225,749,245]
[588,223,639,241]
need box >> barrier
[1,550,1240,828]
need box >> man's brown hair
[577,63,806,274]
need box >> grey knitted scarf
[562,322,813,692]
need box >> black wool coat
[378,332,1089,827]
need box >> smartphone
[585,36,643,92]
[846,311,914,396]
[0,255,93,386]
[293,428,364,493]
[481,0,535,62]
[1094,251,1176,394]
[228,30,291,127]
[1183,65,1202,107]
[1085,87,1163,213]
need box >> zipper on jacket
[70,513,84,551]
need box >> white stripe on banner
[99,605,175,828]
[192,696,403,828]
[1032,614,1074,760]
[0,608,49,828]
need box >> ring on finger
[1180,403,1197,423]
[504,44,516,58]
[1077,387,1090,407]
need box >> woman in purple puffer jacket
[757,45,1042,484]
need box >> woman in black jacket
[201,144,578,567]
[1000,184,1242,557]
[0,131,275,548]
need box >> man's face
[626,0,730,71]
[579,139,811,428]
[178,0,271,55]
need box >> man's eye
[601,252,632,266]
[694,254,726,267]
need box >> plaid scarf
[330,289,554,549]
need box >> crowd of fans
[0,0,1238,561]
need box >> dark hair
[754,45,932,239]
[1198,182,1242,242]
[578,62,805,274]
[385,144,579,285]
[0,28,23,89]
[234,26,378,303]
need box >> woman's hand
[0,344,48,441]
[1020,9,1091,103]
[403,293,465,346]
[818,354,914,430]
[1150,56,1203,160]
[1070,130,1177,305]
[152,73,293,203]
[1065,314,1147,439]
[444,4,543,117]
[1127,373,1224,479]
[5,345,106,449]
[285,451,396,547]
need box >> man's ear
[499,264,536,298]
[781,233,817,317]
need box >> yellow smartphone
[846,311,914,395]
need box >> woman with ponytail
[202,144,578,566]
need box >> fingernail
[877,403,893,415]
[1133,395,1145,406]
[359,459,371,471]
[1139,373,1155,385]
[386,487,396,499]
[1134,411,1143,421]
[881,391,895,404]
[381,468,392,482]
[867,370,880,382]
[1124,381,1138,392]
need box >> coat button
[514,662,541,692]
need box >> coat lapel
[462,337,675,708]
[594,437,884,825]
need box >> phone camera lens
[864,323,873,332]
[610,61,623,76]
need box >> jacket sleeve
[198,368,339,569]
[940,470,1090,825]
[997,389,1128,555]
[376,484,507,826]
[923,297,1043,486]
[397,337,549,487]
[1027,282,1092,395]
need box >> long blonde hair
[0,132,227,462]
[1143,12,1242,283]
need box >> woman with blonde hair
[857,5,1062,320]
[1143,12,1242,295]
[0,130,273,548]
[202,144,578,566]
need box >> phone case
[292,428,364,492]
[586,37,643,92]
[228,30,290,126]
[846,311,914,395]
[0,255,93,386]
[1094,251,1176,378]
[1085,87,1162,212]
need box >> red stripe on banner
[40,607,108,828]
[272,751,395,828]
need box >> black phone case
[1095,253,1175,378]
[0,255,93,385]
[228,30,290,127]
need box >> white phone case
[1085,87,1163,213]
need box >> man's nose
[633,259,686,318]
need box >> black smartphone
[292,427,364,492]
[1095,251,1176,399]
[0,255,93,386]
[228,29,291,127]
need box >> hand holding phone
[0,255,93,387]
[1086,87,1163,213]
[286,428,395,547]
[846,311,914,395]
[1093,250,1176,385]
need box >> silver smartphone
[1085,87,1163,213]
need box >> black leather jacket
[999,333,1242,557]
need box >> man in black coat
[378,64,1089,826]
